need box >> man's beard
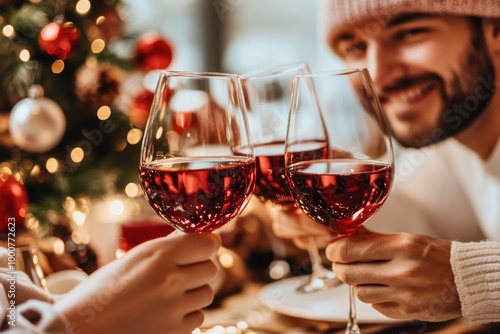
[434,45,495,143]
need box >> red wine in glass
[140,156,256,233]
[286,159,393,236]
[254,141,328,211]
[139,71,255,238]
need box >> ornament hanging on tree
[75,63,123,110]
[0,174,28,233]
[135,32,174,71]
[9,85,66,153]
[38,21,81,60]
[129,88,154,128]
[129,84,172,128]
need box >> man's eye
[394,28,429,41]
[352,41,367,51]
[338,40,367,58]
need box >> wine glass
[15,246,48,290]
[242,62,341,292]
[139,71,255,234]
[284,68,394,334]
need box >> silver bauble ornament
[9,85,66,153]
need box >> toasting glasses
[139,71,255,234]
[284,69,394,334]
[242,62,341,292]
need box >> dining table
[201,279,500,334]
[198,203,500,334]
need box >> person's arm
[451,240,500,324]
[0,233,221,333]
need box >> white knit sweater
[451,241,500,323]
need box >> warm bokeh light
[52,60,65,73]
[30,165,41,177]
[52,238,65,255]
[46,158,59,173]
[71,147,85,163]
[155,127,163,140]
[193,322,252,334]
[72,211,86,226]
[75,0,91,15]
[125,183,139,197]
[96,16,106,25]
[91,38,105,53]
[2,24,14,38]
[219,253,234,268]
[19,49,30,62]
[268,260,290,280]
[97,105,111,120]
[127,128,142,145]
[109,199,124,215]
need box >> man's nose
[365,42,405,89]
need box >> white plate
[258,276,401,323]
[46,270,88,295]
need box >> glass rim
[159,70,240,80]
[294,67,368,79]
[241,61,309,79]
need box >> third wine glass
[285,68,394,333]
[242,62,341,292]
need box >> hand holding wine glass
[139,71,255,234]
[285,69,394,334]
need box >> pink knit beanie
[323,0,500,48]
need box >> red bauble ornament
[135,32,173,71]
[39,21,81,60]
[0,174,28,233]
[129,89,154,128]
[129,87,171,128]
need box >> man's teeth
[385,83,434,103]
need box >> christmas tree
[0,0,174,273]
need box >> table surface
[201,281,500,334]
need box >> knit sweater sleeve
[450,240,500,324]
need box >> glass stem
[345,285,361,334]
[307,236,325,275]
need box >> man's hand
[325,230,461,322]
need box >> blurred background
[0,0,343,285]
[122,0,342,72]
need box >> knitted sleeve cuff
[450,241,500,324]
